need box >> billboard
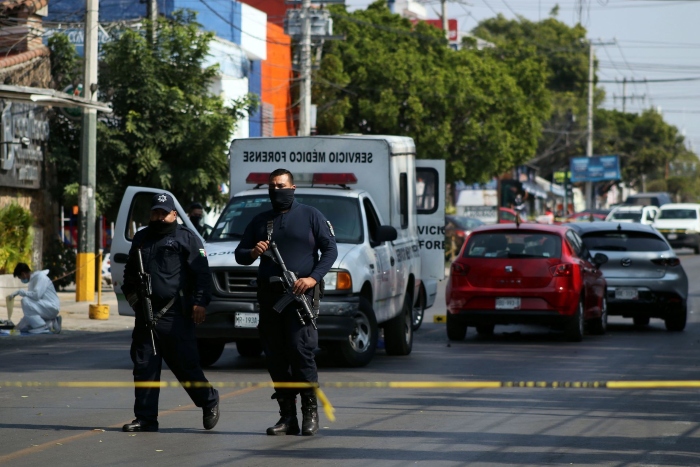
[569,155,621,183]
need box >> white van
[605,205,659,225]
[111,135,445,367]
[653,203,700,254]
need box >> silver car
[567,222,688,331]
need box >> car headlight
[324,270,352,291]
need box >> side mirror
[376,225,398,244]
[593,252,608,268]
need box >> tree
[47,11,257,220]
[314,2,551,183]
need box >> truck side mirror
[376,225,397,244]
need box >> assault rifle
[268,241,318,329]
[136,249,157,355]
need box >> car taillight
[651,257,681,267]
[550,263,573,276]
[451,263,470,276]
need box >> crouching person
[10,263,61,334]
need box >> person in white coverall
[10,263,61,334]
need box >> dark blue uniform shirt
[122,224,212,312]
[235,201,338,285]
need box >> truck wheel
[333,298,378,367]
[236,339,263,357]
[384,293,413,356]
[446,312,467,341]
[665,303,687,332]
[411,285,426,331]
[197,338,226,367]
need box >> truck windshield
[208,194,363,244]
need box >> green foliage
[47,12,257,220]
[0,204,33,274]
[43,238,76,290]
[315,2,551,183]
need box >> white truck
[111,135,445,367]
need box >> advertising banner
[569,155,621,182]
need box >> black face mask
[148,220,178,236]
[268,188,295,212]
[190,215,202,227]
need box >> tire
[633,315,650,328]
[236,339,263,357]
[197,338,226,367]
[476,324,495,336]
[665,303,687,332]
[588,296,608,335]
[565,299,584,342]
[411,285,426,331]
[384,293,414,356]
[333,298,378,367]
[446,312,467,341]
[694,246,700,255]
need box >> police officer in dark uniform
[121,192,220,432]
[235,168,337,436]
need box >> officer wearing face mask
[121,192,219,433]
[235,168,337,437]
[188,202,206,236]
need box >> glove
[6,293,16,300]
[16,290,26,297]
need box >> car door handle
[113,253,129,264]
[390,257,395,266]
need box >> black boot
[300,393,319,436]
[266,394,300,436]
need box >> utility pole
[585,40,594,211]
[613,77,646,113]
[441,0,449,41]
[298,0,312,136]
[76,0,99,302]
[146,0,157,43]
[585,38,615,211]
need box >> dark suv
[623,192,672,207]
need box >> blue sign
[569,155,621,183]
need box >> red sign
[412,18,458,42]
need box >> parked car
[445,224,608,341]
[567,222,688,331]
[445,215,484,258]
[499,206,522,223]
[605,205,660,225]
[623,192,672,207]
[653,203,700,254]
[565,210,609,223]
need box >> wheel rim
[412,290,425,327]
[349,312,372,353]
[404,309,412,344]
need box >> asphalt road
[2,252,700,466]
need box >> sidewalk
[0,285,134,333]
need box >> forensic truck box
[111,135,445,368]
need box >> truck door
[416,160,446,282]
[362,195,394,322]
[111,186,200,316]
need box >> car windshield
[463,232,562,259]
[208,194,363,244]
[610,211,642,222]
[580,231,670,252]
[451,216,484,230]
[658,209,697,220]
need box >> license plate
[615,288,639,300]
[495,297,521,309]
[667,233,678,240]
[235,312,259,328]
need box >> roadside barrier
[4,380,700,422]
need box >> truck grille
[213,268,258,297]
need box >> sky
[346,0,700,155]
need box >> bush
[0,204,33,274]
[43,237,76,291]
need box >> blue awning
[521,181,547,199]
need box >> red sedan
[445,223,609,341]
